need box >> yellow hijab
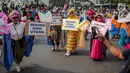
[68,8,79,19]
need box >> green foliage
[49,0,66,6]
[105,0,130,4]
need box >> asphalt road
[0,36,126,73]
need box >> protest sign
[51,16,60,25]
[88,21,109,36]
[38,11,52,23]
[118,3,126,11]
[25,22,50,36]
[62,19,79,31]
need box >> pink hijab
[9,10,20,21]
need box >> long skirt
[11,38,25,64]
[66,31,78,53]
[90,31,109,58]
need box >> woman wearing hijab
[90,14,107,60]
[95,15,104,22]
[66,8,79,56]
[8,10,26,72]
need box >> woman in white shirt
[9,10,25,72]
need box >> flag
[3,34,14,72]
[24,36,34,57]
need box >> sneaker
[56,49,60,51]
[71,51,80,55]
[16,65,21,72]
[66,53,71,57]
[56,47,60,51]
[52,48,55,51]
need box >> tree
[105,0,130,4]
[49,0,65,6]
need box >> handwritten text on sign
[52,16,60,25]
[88,21,109,36]
[62,19,79,31]
[29,22,46,35]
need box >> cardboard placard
[25,22,50,36]
[62,19,79,31]
[88,21,109,36]
[51,16,60,25]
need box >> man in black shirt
[96,13,130,73]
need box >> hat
[108,13,112,18]
[69,8,75,13]
[118,12,130,23]
[9,10,20,21]
[67,8,75,16]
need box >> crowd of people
[0,1,130,73]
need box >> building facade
[38,0,49,5]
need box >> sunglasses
[70,12,74,14]
[13,17,19,19]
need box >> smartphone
[92,26,97,39]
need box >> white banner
[88,21,109,36]
[38,11,52,23]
